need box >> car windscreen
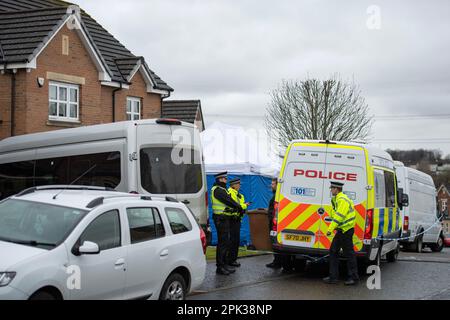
[140,147,203,194]
[0,199,88,250]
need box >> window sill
[47,120,81,128]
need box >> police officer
[211,172,244,275]
[227,178,250,268]
[323,181,360,285]
[266,177,282,269]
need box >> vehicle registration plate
[284,234,312,242]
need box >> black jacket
[268,192,276,229]
[213,181,242,211]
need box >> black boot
[216,267,231,275]
[223,266,236,273]
[323,276,339,284]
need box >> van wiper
[0,237,56,248]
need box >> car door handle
[160,249,169,257]
[181,200,190,205]
[115,258,125,268]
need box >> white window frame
[126,97,141,121]
[49,81,80,122]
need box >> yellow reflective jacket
[327,192,356,233]
[228,187,247,218]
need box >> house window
[127,97,141,120]
[49,82,79,122]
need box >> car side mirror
[78,241,100,255]
[401,194,409,208]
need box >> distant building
[437,184,450,234]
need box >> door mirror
[78,241,100,255]
[401,193,409,208]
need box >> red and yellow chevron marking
[277,195,367,252]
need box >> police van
[0,119,208,231]
[394,161,445,252]
[271,140,406,270]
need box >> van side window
[165,207,192,234]
[384,171,396,208]
[0,161,35,200]
[140,147,202,194]
[374,170,386,208]
[34,152,121,189]
[127,208,165,244]
[79,210,121,251]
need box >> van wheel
[430,234,445,253]
[29,290,57,300]
[159,273,186,300]
[386,244,399,262]
[412,234,424,253]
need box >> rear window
[140,147,202,194]
[164,207,192,234]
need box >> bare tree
[265,77,374,148]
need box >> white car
[0,186,207,300]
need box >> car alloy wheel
[165,280,184,300]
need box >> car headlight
[0,272,16,287]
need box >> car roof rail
[86,197,104,208]
[15,187,38,197]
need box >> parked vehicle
[0,119,209,234]
[271,140,405,270]
[0,186,206,300]
[444,234,450,247]
[394,161,445,253]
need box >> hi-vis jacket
[228,187,247,218]
[211,183,241,216]
[328,192,356,233]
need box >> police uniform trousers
[228,216,241,264]
[329,228,359,280]
[213,214,232,268]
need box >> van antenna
[53,164,97,200]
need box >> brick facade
[0,23,163,140]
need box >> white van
[394,161,444,252]
[0,119,208,231]
[272,140,405,270]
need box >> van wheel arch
[29,286,63,300]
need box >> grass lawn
[205,246,268,261]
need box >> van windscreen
[140,147,202,194]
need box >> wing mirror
[401,193,409,208]
[78,241,100,255]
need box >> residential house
[437,184,450,234]
[0,0,173,140]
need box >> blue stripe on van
[388,208,393,233]
[378,208,385,237]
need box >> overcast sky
[74,0,450,156]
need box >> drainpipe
[112,83,123,122]
[10,68,17,137]
[160,91,171,118]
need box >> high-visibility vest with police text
[328,192,356,233]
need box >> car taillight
[403,216,409,232]
[272,201,279,232]
[200,228,207,254]
[364,209,374,240]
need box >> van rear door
[322,146,367,252]
[278,143,328,249]
[136,123,207,226]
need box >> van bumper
[272,243,370,260]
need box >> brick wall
[0,22,163,141]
